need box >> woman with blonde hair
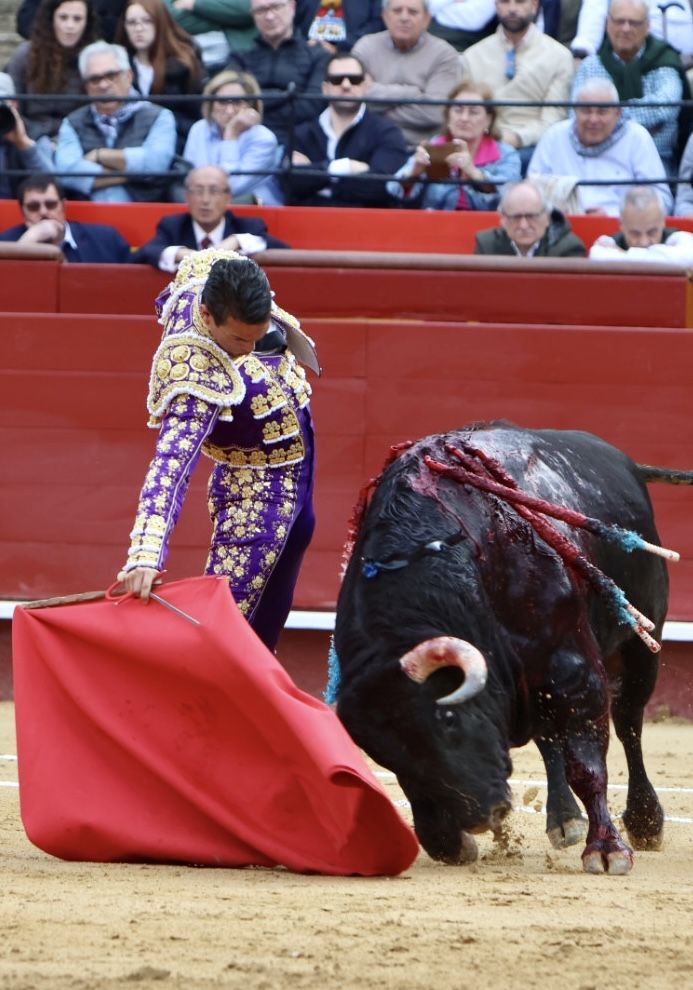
[183,69,282,205]
[388,80,521,211]
[116,0,204,152]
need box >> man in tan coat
[462,0,574,168]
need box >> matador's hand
[115,567,161,600]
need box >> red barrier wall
[1,258,692,328]
[3,313,692,618]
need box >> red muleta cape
[12,575,418,876]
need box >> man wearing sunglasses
[0,173,131,263]
[283,53,409,205]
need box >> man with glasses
[462,0,574,170]
[54,41,177,202]
[529,77,672,214]
[134,164,288,269]
[474,178,586,255]
[227,0,329,146]
[0,173,131,262]
[282,52,409,205]
[352,0,461,147]
[572,0,688,173]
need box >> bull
[332,422,692,874]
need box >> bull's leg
[534,737,586,849]
[539,649,632,874]
[610,639,664,850]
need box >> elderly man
[461,0,575,168]
[0,173,131,262]
[54,41,177,202]
[227,0,329,147]
[352,0,462,147]
[528,78,672,215]
[589,185,693,265]
[283,52,410,205]
[572,0,688,172]
[0,72,52,199]
[474,178,586,255]
[134,164,288,270]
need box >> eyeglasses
[326,73,365,86]
[608,15,646,27]
[502,210,545,222]
[84,68,125,86]
[124,16,153,27]
[251,0,289,17]
[23,198,61,212]
[186,185,228,197]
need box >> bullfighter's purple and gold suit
[122,249,318,649]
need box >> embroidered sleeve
[123,394,220,572]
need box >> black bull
[333,423,692,875]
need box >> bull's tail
[637,464,693,486]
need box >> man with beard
[462,0,574,169]
[282,53,410,206]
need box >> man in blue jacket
[283,53,410,206]
[133,165,288,270]
[0,174,131,262]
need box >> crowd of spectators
[3,0,693,257]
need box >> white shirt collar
[192,217,227,247]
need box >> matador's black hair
[201,257,272,326]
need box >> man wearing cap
[0,72,52,199]
[0,173,131,262]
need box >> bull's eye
[436,708,457,727]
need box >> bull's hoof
[440,831,478,864]
[626,829,663,851]
[582,841,634,875]
[547,817,587,850]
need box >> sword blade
[149,593,201,626]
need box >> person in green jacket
[163,0,257,71]
[474,179,586,257]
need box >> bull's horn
[399,636,488,706]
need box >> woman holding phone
[387,80,521,211]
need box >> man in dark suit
[0,174,131,262]
[134,165,288,270]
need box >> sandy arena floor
[1,701,692,990]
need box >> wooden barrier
[3,312,692,618]
[1,255,692,327]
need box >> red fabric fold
[12,576,418,876]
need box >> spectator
[528,78,672,214]
[294,0,385,53]
[426,0,496,51]
[162,0,256,76]
[133,163,288,268]
[388,79,521,209]
[674,127,693,214]
[5,0,102,145]
[116,0,205,152]
[283,52,410,205]
[571,0,693,75]
[461,0,575,169]
[590,184,693,264]
[572,0,687,173]
[0,173,132,260]
[55,41,177,201]
[474,177,587,255]
[16,0,124,41]
[227,0,330,147]
[352,0,462,147]
[0,73,54,198]
[183,69,282,204]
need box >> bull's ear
[399,637,487,706]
